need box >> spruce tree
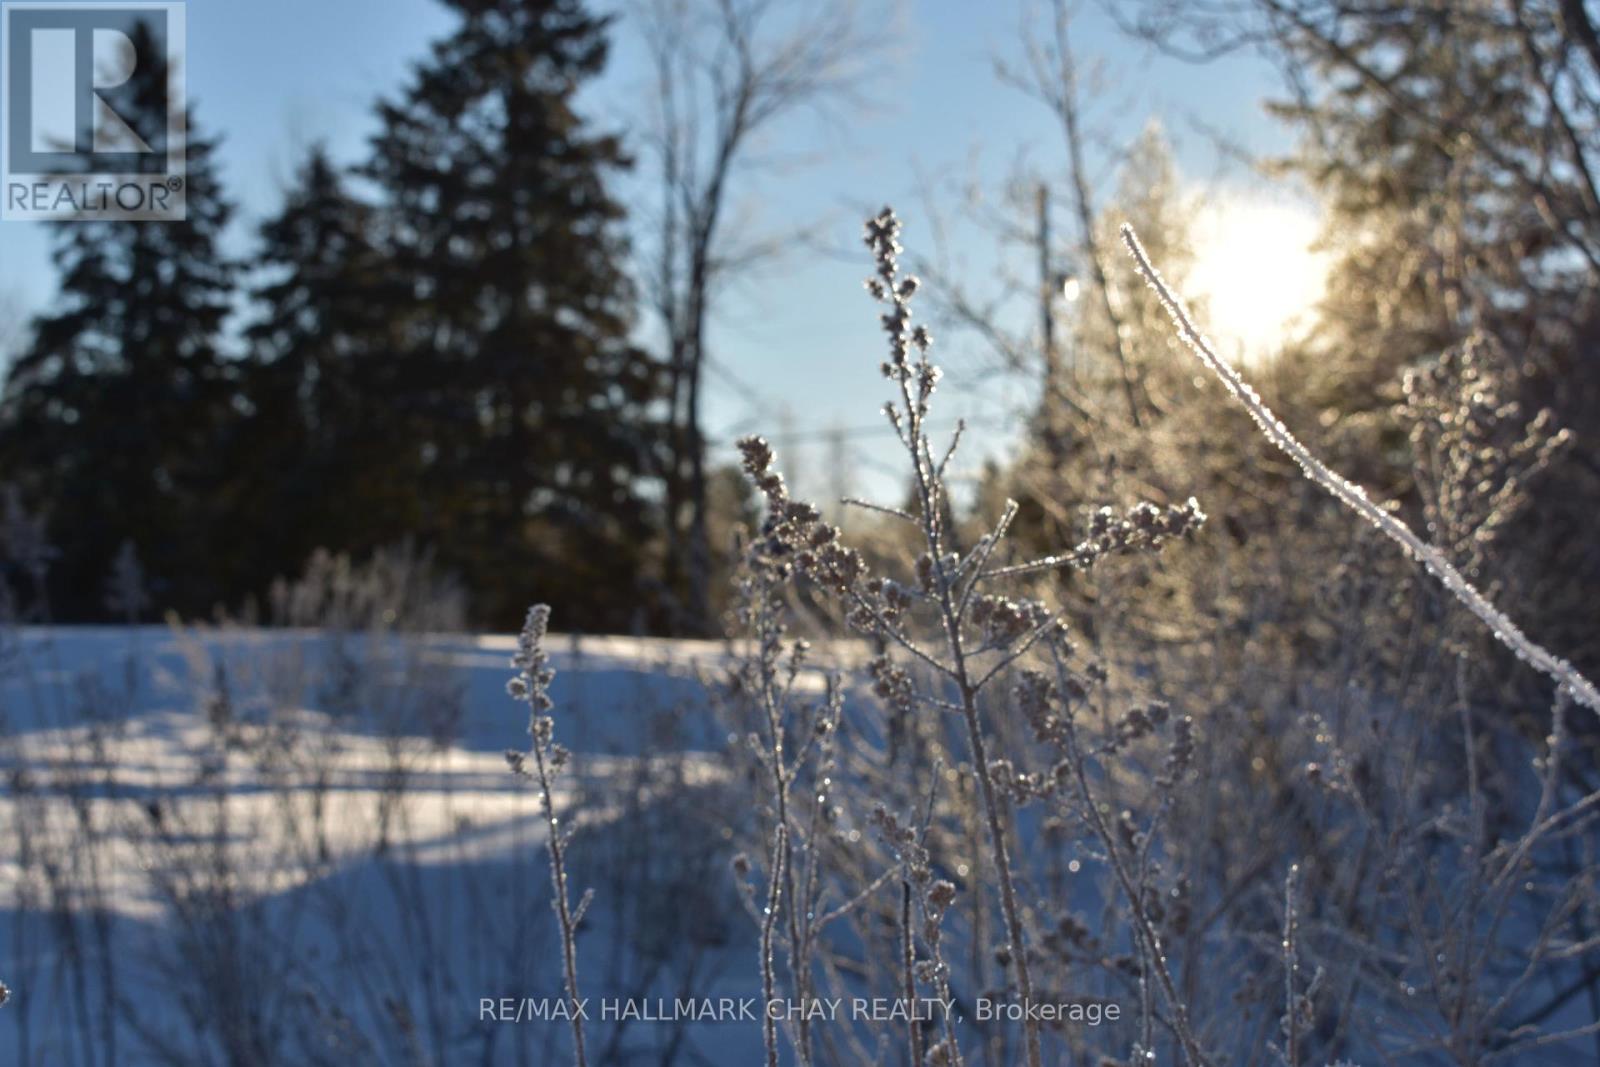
[0,25,236,618]
[360,0,663,630]
[227,145,419,595]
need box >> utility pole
[826,422,852,529]
[1038,183,1059,399]
[1036,183,1069,466]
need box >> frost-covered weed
[722,208,1209,1067]
[1399,335,1570,579]
[507,604,591,1067]
[103,541,151,625]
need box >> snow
[0,625,767,1066]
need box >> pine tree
[0,24,236,618]
[360,0,664,630]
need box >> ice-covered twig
[842,497,915,522]
[1120,223,1600,716]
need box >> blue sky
[0,0,1301,503]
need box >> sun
[1185,194,1329,361]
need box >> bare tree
[631,0,887,632]
[911,0,1151,505]
[997,0,1146,428]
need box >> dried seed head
[971,595,1051,648]
[1160,715,1196,786]
[926,879,957,913]
[869,654,916,716]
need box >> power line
[707,413,1016,449]
[704,355,779,416]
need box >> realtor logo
[2,2,187,221]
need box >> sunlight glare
[1186,194,1329,362]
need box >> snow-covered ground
[0,625,769,1066]
[11,627,1594,1066]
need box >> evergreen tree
[0,22,236,618]
[226,145,419,596]
[360,0,664,630]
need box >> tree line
[0,0,879,634]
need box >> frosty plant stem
[507,605,591,1067]
[1120,224,1600,717]
[863,207,1044,1067]
[1045,664,1208,1065]
[737,209,1202,1067]
[760,824,787,1067]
